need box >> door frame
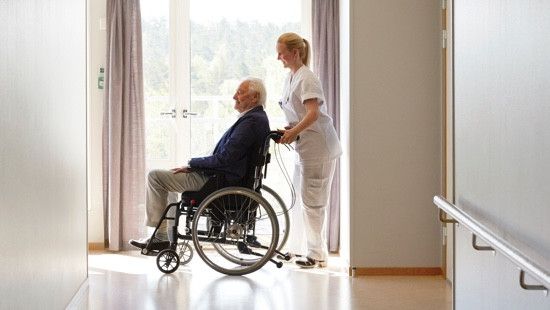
[169,0,191,167]
[443,0,455,285]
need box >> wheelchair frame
[142,131,290,276]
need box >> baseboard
[88,242,105,251]
[65,278,89,309]
[350,267,443,276]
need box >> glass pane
[189,0,302,202]
[141,0,172,163]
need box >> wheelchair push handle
[268,130,300,143]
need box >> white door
[142,0,194,170]
[142,0,180,170]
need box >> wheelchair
[141,131,291,276]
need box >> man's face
[233,81,258,113]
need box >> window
[141,0,310,196]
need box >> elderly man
[130,77,270,250]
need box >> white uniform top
[280,65,342,163]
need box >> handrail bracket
[520,270,548,295]
[439,209,457,224]
[472,234,495,253]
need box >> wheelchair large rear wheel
[192,187,279,276]
[213,184,289,266]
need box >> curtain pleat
[313,0,341,253]
[103,0,146,251]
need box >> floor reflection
[86,251,450,310]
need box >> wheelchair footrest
[141,249,161,256]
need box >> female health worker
[276,32,342,268]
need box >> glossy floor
[83,251,452,309]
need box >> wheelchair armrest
[190,167,243,187]
[188,167,226,176]
[181,170,227,204]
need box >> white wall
[88,0,107,244]
[346,0,443,268]
[454,0,550,308]
[0,0,88,308]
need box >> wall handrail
[434,195,550,293]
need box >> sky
[141,0,301,24]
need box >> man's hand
[171,166,192,174]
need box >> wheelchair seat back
[241,131,280,192]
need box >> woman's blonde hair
[277,32,310,66]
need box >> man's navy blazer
[188,105,270,183]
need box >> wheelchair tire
[177,241,193,265]
[156,249,180,274]
[192,187,279,276]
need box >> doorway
[88,0,321,256]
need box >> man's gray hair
[245,77,267,108]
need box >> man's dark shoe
[129,238,170,250]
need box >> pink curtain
[313,0,340,253]
[103,0,146,250]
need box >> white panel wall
[88,0,107,244]
[454,0,550,308]
[455,226,550,309]
[0,0,87,308]
[347,0,443,268]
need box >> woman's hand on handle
[278,128,299,144]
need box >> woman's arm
[279,98,319,144]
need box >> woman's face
[276,42,297,68]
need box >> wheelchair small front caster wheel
[177,242,194,265]
[157,249,180,274]
[275,261,283,268]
